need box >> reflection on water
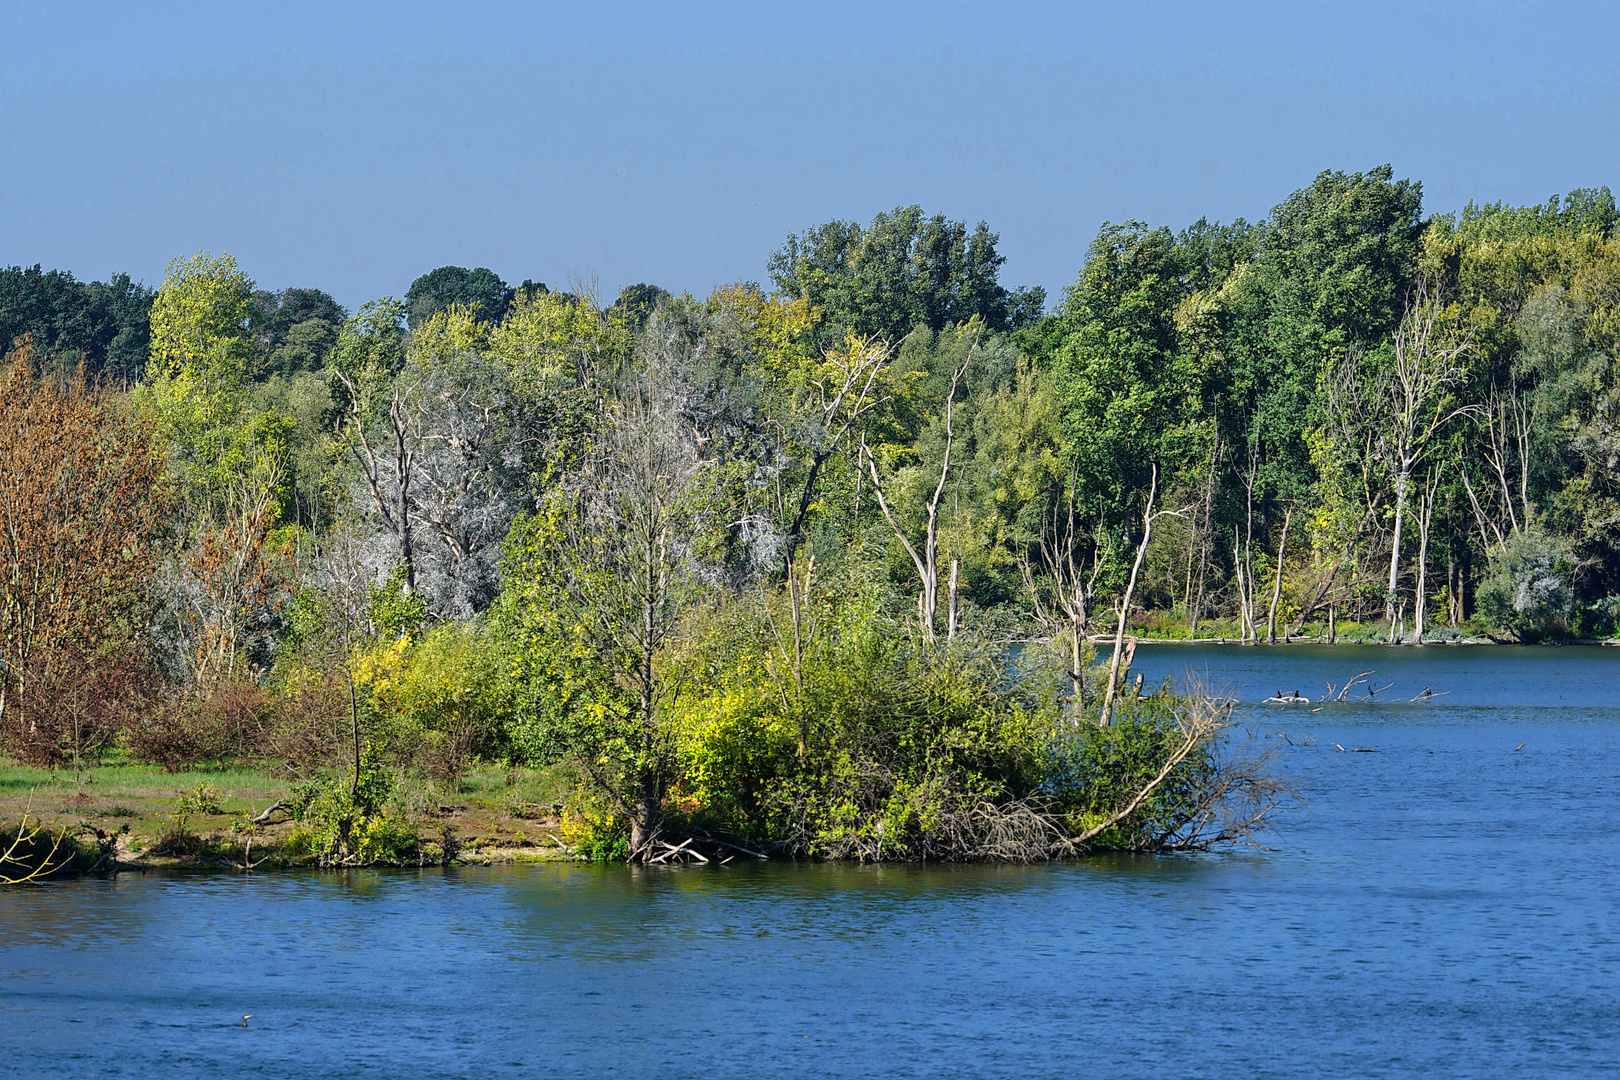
[3,646,1619,1079]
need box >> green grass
[0,756,571,872]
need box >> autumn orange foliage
[0,336,169,766]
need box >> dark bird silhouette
[242,1015,251,1028]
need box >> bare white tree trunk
[1413,468,1440,645]
[1020,482,1107,723]
[1240,453,1258,642]
[1380,280,1475,641]
[1101,465,1162,727]
[1386,460,1410,643]
[1265,505,1293,645]
[862,353,972,645]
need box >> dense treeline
[5,169,1611,863]
[1031,169,1620,645]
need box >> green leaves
[146,252,257,385]
[769,206,1042,341]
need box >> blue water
[3,645,1619,1078]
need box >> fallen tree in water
[1,803,80,883]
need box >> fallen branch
[688,831,770,860]
[0,799,75,883]
[1326,671,1375,703]
[649,837,709,865]
[1064,696,1225,848]
[234,835,270,871]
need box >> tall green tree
[251,287,347,378]
[1052,223,1201,533]
[404,266,513,328]
[1235,165,1425,502]
[768,205,1044,340]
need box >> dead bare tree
[1412,466,1443,643]
[331,364,419,594]
[1021,483,1107,721]
[862,349,973,645]
[1235,447,1260,642]
[1182,430,1220,633]
[1099,463,1187,726]
[1264,504,1294,644]
[524,380,721,862]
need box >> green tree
[252,287,347,378]
[147,252,258,381]
[609,282,672,334]
[0,265,154,382]
[768,205,1044,340]
[1052,223,1200,533]
[1234,165,1425,503]
[404,266,512,329]
[499,387,725,861]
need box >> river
[3,644,1618,1078]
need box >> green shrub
[1477,530,1576,640]
[288,745,421,865]
[559,803,629,862]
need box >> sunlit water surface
[3,644,1618,1078]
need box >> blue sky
[3,1,1617,310]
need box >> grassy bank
[0,755,572,875]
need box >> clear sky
[4,0,1617,311]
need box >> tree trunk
[1265,506,1293,645]
[1101,465,1157,727]
[1187,433,1219,634]
[1234,522,1257,644]
[782,449,831,568]
[390,394,417,594]
[1451,557,1464,625]
[1386,461,1410,643]
[1413,471,1438,645]
[630,778,658,859]
[862,358,967,646]
[947,558,960,641]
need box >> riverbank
[0,759,571,876]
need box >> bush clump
[1476,530,1576,640]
